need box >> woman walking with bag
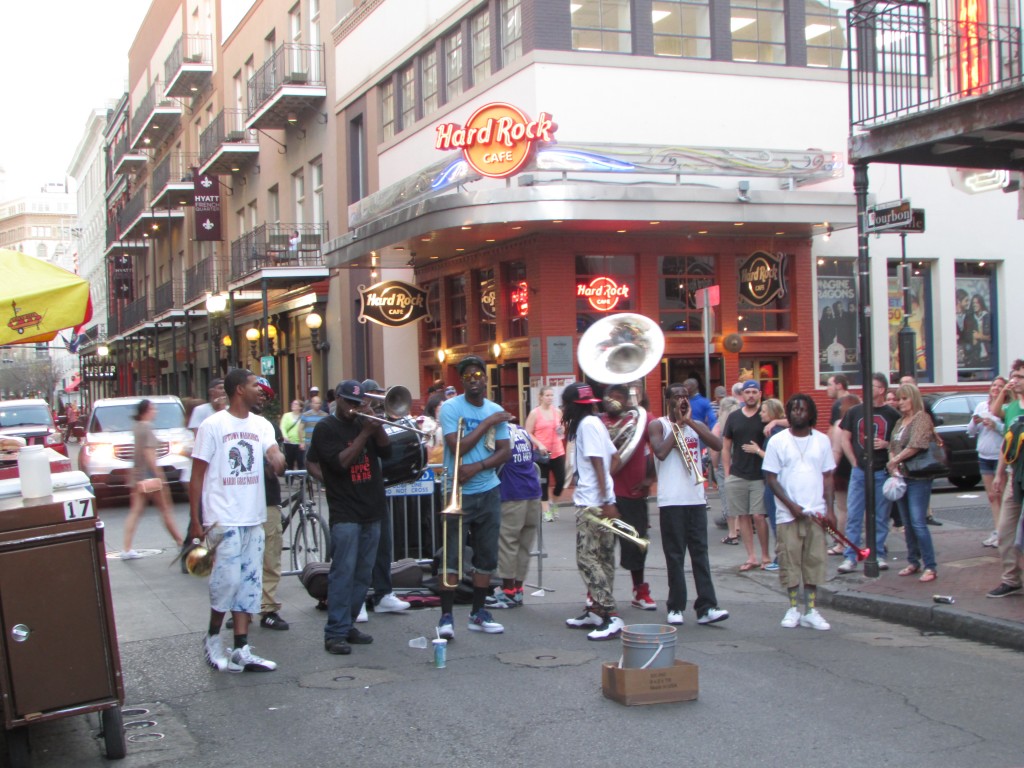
[886,383,939,582]
[525,386,566,522]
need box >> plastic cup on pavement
[408,636,429,649]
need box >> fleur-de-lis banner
[193,169,221,241]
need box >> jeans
[897,477,937,571]
[325,520,381,641]
[371,508,394,600]
[659,504,718,617]
[844,466,891,561]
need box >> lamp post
[206,293,227,384]
[305,311,329,393]
[246,327,261,364]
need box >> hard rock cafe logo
[738,251,786,307]
[577,277,630,312]
[435,102,557,179]
[357,280,430,328]
[480,277,496,319]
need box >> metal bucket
[620,623,677,669]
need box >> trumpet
[174,527,224,577]
[580,508,650,551]
[671,421,705,485]
[440,417,465,589]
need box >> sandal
[827,544,844,556]
[721,535,740,545]
[898,565,920,577]
[919,569,937,583]
[739,561,759,572]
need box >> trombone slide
[440,418,465,588]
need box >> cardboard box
[601,660,699,706]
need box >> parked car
[924,392,987,490]
[78,396,193,500]
[0,398,67,456]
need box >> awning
[64,375,82,393]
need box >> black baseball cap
[361,378,384,393]
[335,380,365,403]
[457,355,487,375]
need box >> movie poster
[817,263,860,385]
[955,275,995,381]
[887,270,930,380]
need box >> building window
[575,254,636,334]
[445,28,464,102]
[423,280,441,349]
[887,260,933,383]
[505,261,529,338]
[657,255,716,333]
[736,251,790,331]
[447,274,467,345]
[477,267,497,342]
[731,0,786,64]
[267,184,280,225]
[349,114,366,201]
[293,172,305,225]
[380,78,395,141]
[311,159,324,226]
[653,0,711,59]
[954,261,995,382]
[501,0,523,65]
[571,0,633,53]
[421,47,438,115]
[471,9,492,84]
[805,0,849,69]
[400,63,416,130]
[816,258,859,385]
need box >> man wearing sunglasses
[989,362,1024,598]
[437,355,513,639]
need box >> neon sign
[510,281,530,317]
[435,103,557,179]
[577,276,630,312]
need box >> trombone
[580,508,649,551]
[440,417,465,589]
[671,421,706,485]
[358,385,433,437]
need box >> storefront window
[739,357,782,400]
[447,274,467,345]
[736,251,790,331]
[575,254,636,333]
[422,279,441,349]
[653,0,711,59]
[886,261,933,383]
[571,0,633,53]
[816,258,859,385]
[955,261,997,382]
[477,267,497,342]
[658,255,716,333]
[505,261,528,338]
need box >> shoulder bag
[900,423,949,480]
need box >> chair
[267,234,291,263]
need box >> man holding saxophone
[648,382,730,627]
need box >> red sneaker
[631,582,657,610]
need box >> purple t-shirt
[499,424,542,502]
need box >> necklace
[792,433,812,464]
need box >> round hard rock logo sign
[435,102,557,179]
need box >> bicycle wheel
[291,505,331,570]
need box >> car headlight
[45,431,64,446]
[85,443,115,461]
[169,440,192,456]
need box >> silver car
[78,396,193,499]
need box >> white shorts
[207,525,265,615]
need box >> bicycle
[281,470,330,572]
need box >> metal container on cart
[0,486,126,765]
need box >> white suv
[79,396,193,499]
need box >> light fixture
[221,334,232,347]
[817,257,826,266]
[287,112,298,124]
[491,342,502,361]
[231,165,240,172]
[305,312,323,331]
[143,137,151,144]
[733,222,744,227]
[437,349,447,364]
[737,180,751,202]
[245,327,260,359]
[823,224,833,241]
[205,292,227,314]
[306,312,328,352]
[97,344,109,357]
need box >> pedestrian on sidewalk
[525,386,565,522]
[968,376,1007,548]
[722,380,770,572]
[988,361,1024,598]
[762,393,836,630]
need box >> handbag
[532,448,550,465]
[137,477,163,493]
[900,432,950,480]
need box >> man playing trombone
[648,382,730,627]
[437,356,512,640]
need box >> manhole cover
[127,733,165,743]
[300,667,396,690]
[496,648,595,668]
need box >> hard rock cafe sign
[358,280,430,328]
[577,276,630,312]
[435,102,557,179]
[738,251,787,307]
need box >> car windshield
[0,404,53,428]
[90,403,184,433]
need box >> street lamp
[206,293,228,379]
[305,311,329,392]
[246,327,261,362]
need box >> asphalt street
[12,473,1024,768]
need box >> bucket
[620,624,677,669]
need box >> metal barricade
[385,464,445,561]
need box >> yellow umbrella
[0,249,93,346]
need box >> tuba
[578,313,664,464]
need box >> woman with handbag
[525,387,566,522]
[122,399,184,560]
[886,383,939,582]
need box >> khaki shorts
[724,475,765,517]
[776,518,827,588]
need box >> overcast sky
[0,2,150,200]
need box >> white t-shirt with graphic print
[193,409,276,527]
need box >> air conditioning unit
[284,71,308,84]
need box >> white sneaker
[356,603,368,623]
[698,607,729,625]
[566,610,604,628]
[203,634,238,672]
[375,593,410,613]
[780,607,802,628]
[836,558,858,574]
[587,615,625,641]
[877,558,890,571]
[121,549,141,560]
[666,610,685,625]
[230,644,277,671]
[982,530,999,548]
[800,609,831,631]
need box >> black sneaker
[347,627,374,644]
[926,516,943,526]
[325,637,352,655]
[260,612,290,631]
[315,600,328,611]
[986,583,1023,598]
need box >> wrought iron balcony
[198,109,259,175]
[151,151,197,208]
[122,295,152,330]
[104,215,149,256]
[185,257,216,303]
[154,279,183,315]
[848,0,1024,169]
[112,134,148,176]
[130,80,183,150]
[246,43,326,131]
[164,34,213,98]
[229,222,329,291]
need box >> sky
[0,2,151,200]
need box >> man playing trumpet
[649,382,730,627]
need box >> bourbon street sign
[435,102,557,179]
[358,280,430,328]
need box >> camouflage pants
[576,506,617,615]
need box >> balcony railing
[117,186,149,236]
[848,1,1023,129]
[106,218,119,248]
[164,34,213,97]
[130,79,182,148]
[230,223,329,277]
[123,296,152,329]
[198,109,258,169]
[185,257,215,302]
[151,151,197,206]
[247,43,325,120]
[154,279,183,314]
[112,134,147,175]
[106,312,120,338]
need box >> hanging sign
[435,102,557,179]
[358,280,430,328]
[193,169,222,241]
[738,251,786,307]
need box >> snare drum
[381,424,426,486]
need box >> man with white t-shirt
[189,368,285,673]
[762,394,837,631]
[188,378,225,432]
